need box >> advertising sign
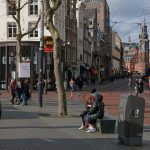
[44,36,54,52]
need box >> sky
[107,0,150,43]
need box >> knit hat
[91,88,96,93]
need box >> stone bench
[96,118,116,133]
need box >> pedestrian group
[9,79,30,106]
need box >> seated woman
[78,88,97,130]
[86,94,105,133]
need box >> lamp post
[38,0,44,108]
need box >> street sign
[44,36,53,53]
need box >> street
[0,78,150,150]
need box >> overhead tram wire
[112,11,150,24]
[121,25,139,38]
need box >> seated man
[78,88,97,130]
[86,93,105,133]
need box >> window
[8,22,17,38]
[7,4,16,15]
[29,0,38,15]
[28,23,38,38]
[88,19,93,28]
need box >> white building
[0,0,66,87]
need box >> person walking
[137,78,144,95]
[22,79,30,105]
[9,79,16,105]
[69,78,75,92]
[15,81,23,105]
[63,79,68,91]
[134,78,139,96]
[128,76,133,94]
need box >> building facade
[0,0,66,89]
[111,31,122,76]
[86,0,111,78]
[122,42,138,73]
[65,0,77,80]
[138,20,149,75]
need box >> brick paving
[0,79,150,150]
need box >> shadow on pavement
[1,104,39,120]
[0,138,149,150]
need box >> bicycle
[78,92,92,103]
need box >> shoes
[20,102,25,106]
[78,125,86,130]
[86,128,96,133]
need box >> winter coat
[87,94,105,119]
[138,81,144,93]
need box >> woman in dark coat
[78,89,97,130]
[86,94,105,133]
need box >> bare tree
[7,0,40,81]
[43,0,67,116]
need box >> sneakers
[86,128,96,133]
[78,125,86,130]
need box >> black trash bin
[118,95,145,146]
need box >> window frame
[28,22,38,38]
[7,22,17,38]
[28,0,38,16]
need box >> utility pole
[38,0,44,107]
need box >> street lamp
[38,0,44,108]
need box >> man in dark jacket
[86,94,105,133]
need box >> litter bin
[118,94,145,146]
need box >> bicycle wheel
[78,92,91,103]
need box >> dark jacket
[87,94,105,119]
[138,81,144,93]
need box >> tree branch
[51,0,61,11]
[20,0,33,10]
[21,16,41,38]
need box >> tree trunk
[53,38,67,116]
[43,0,68,116]
[16,38,21,81]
